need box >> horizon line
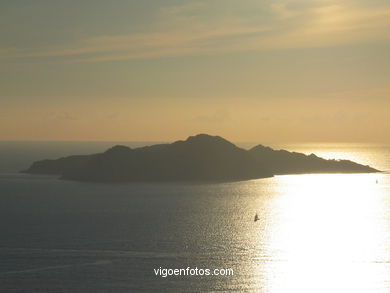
[0,139,387,146]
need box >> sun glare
[256,173,388,293]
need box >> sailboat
[254,213,259,222]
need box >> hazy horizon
[1,137,389,145]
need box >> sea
[0,142,389,293]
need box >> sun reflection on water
[256,173,389,293]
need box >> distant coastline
[22,134,379,183]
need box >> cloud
[266,0,390,49]
[1,0,390,62]
[0,24,271,62]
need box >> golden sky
[1,0,389,142]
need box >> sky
[1,0,390,142]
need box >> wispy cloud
[266,1,390,49]
[1,0,390,62]
[0,25,271,62]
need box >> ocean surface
[0,142,389,293]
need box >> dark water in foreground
[0,143,389,292]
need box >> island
[22,134,379,182]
